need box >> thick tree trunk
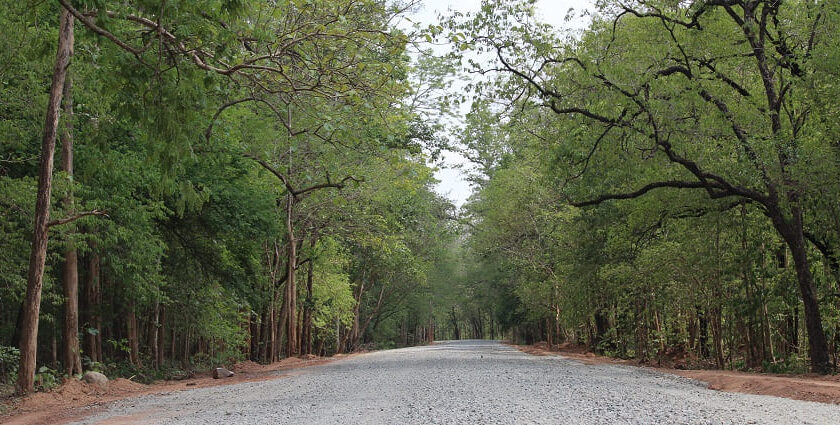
[60,69,81,377]
[17,8,74,394]
[788,236,830,373]
[770,210,831,373]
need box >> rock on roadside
[82,371,108,389]
[213,367,234,379]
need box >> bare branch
[48,210,109,228]
[570,180,727,208]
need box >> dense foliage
[1,0,457,394]
[437,0,840,374]
[4,0,840,398]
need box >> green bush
[35,365,60,392]
[0,346,19,384]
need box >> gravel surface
[73,340,840,424]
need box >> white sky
[407,0,594,208]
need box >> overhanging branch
[570,180,725,207]
[48,210,109,228]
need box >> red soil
[514,341,840,405]
[1,355,338,425]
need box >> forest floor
[514,341,840,405]
[0,354,348,425]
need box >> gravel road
[73,340,840,424]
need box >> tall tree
[17,7,74,394]
[59,63,82,377]
[450,0,838,373]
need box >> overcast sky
[406,0,595,208]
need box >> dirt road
[72,340,839,424]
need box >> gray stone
[82,371,108,388]
[213,367,234,379]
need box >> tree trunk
[126,303,140,366]
[17,8,74,394]
[450,307,460,340]
[60,68,81,376]
[150,300,160,368]
[249,313,260,361]
[697,306,709,358]
[302,245,315,356]
[259,310,269,362]
[285,195,298,357]
[157,304,165,366]
[84,250,101,363]
[770,210,831,373]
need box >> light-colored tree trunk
[17,7,74,394]
[150,300,160,368]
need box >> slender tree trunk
[170,327,176,364]
[450,307,460,340]
[697,306,709,358]
[250,313,260,361]
[126,302,140,366]
[84,250,101,363]
[158,305,166,366]
[302,240,315,355]
[339,272,366,353]
[17,8,74,394]
[285,195,298,357]
[276,289,287,360]
[150,300,160,368]
[259,310,269,362]
[59,69,81,376]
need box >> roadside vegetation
[2,0,840,403]
[440,0,840,375]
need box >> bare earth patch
[0,355,338,425]
[512,341,840,405]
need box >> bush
[763,356,807,374]
[0,345,19,384]
[35,365,60,392]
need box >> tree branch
[48,210,109,228]
[570,181,726,207]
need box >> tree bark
[84,250,101,363]
[17,7,74,394]
[60,66,81,377]
[285,195,298,357]
[157,304,165,366]
[150,300,160,368]
[302,240,315,355]
[126,302,140,366]
[770,209,831,373]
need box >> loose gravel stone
[72,340,840,424]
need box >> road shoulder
[512,342,840,405]
[0,355,348,425]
